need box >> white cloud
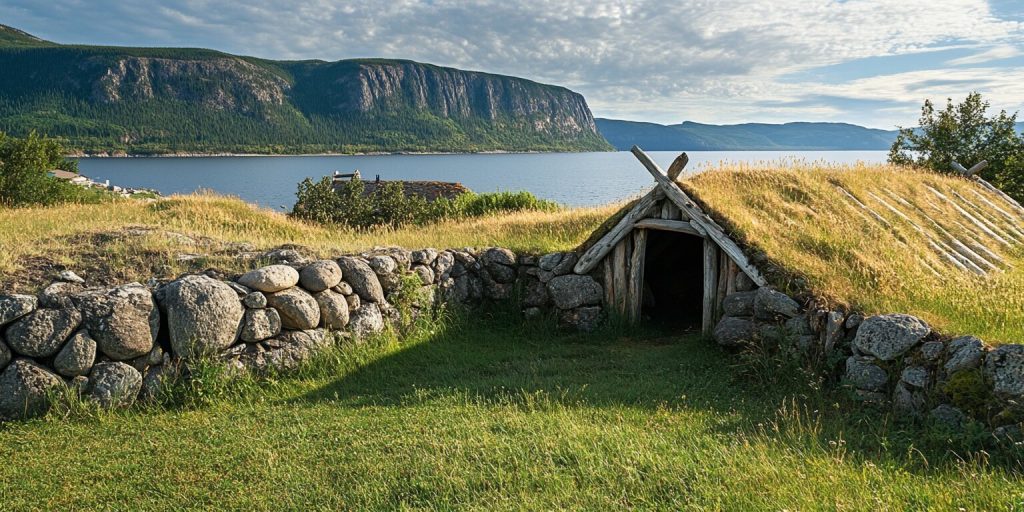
[1,0,1022,127]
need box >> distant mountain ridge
[596,118,900,151]
[0,24,611,155]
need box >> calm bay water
[76,151,888,209]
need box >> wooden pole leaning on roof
[953,160,1024,215]
[573,153,689,275]
[629,146,769,287]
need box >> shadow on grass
[291,306,1024,473]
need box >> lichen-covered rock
[920,341,944,362]
[0,359,64,420]
[38,281,84,309]
[0,294,36,328]
[131,344,164,373]
[57,270,86,284]
[944,336,985,375]
[261,247,310,266]
[931,404,967,429]
[845,356,888,391]
[845,313,864,329]
[313,289,350,330]
[299,260,343,292]
[232,329,330,374]
[713,316,756,348]
[546,275,602,310]
[53,330,97,377]
[348,303,384,338]
[367,255,398,275]
[551,253,578,276]
[337,256,386,304]
[538,253,563,271]
[333,282,354,296]
[345,294,361,311]
[984,344,1024,397]
[784,315,813,336]
[432,251,455,278]
[523,280,550,308]
[75,283,158,360]
[735,272,756,292]
[243,291,267,309]
[5,308,81,358]
[377,272,403,294]
[237,265,300,293]
[0,338,10,371]
[86,362,143,409]
[227,281,251,297]
[164,275,244,359]
[823,311,845,352]
[753,288,800,320]
[900,366,928,389]
[266,287,320,330]
[722,291,756,317]
[480,247,516,267]
[241,308,282,343]
[141,363,175,400]
[412,265,435,285]
[853,314,930,361]
[559,306,602,332]
[893,382,926,418]
[411,248,438,266]
[485,263,517,284]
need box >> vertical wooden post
[612,238,630,317]
[726,260,738,295]
[628,228,648,323]
[716,252,729,322]
[702,239,719,335]
[603,259,616,313]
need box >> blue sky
[2,0,1022,129]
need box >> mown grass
[0,193,616,291]
[686,163,1024,343]
[1,310,1021,510]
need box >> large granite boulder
[229,329,330,374]
[0,359,64,420]
[299,260,343,292]
[266,287,320,330]
[237,265,300,293]
[75,283,158,360]
[845,356,888,391]
[853,314,930,361]
[546,275,602,310]
[337,256,386,304]
[86,362,143,409]
[944,336,985,375]
[984,344,1024,398]
[348,303,384,338]
[753,288,800,320]
[722,291,756,317]
[53,330,97,377]
[5,308,81,358]
[164,275,244,359]
[0,294,36,328]
[240,308,282,343]
[313,290,349,330]
[713,316,756,348]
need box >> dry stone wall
[0,246,603,421]
[713,284,1024,440]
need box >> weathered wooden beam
[612,239,629,317]
[630,146,768,287]
[927,185,1012,247]
[716,251,729,322]
[667,153,690,181]
[633,218,704,236]
[574,188,664,274]
[628,229,648,323]
[726,260,738,295]
[953,160,989,177]
[702,240,719,336]
[602,259,615,314]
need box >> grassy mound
[0,193,616,291]
[686,163,1024,343]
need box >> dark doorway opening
[642,230,705,328]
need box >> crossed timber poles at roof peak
[573,146,769,287]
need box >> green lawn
[1,311,1022,510]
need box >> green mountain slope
[596,118,899,151]
[0,25,611,155]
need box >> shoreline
[68,149,576,159]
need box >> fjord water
[77,151,887,209]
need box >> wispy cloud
[1,0,1022,128]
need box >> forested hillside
[597,118,898,150]
[0,25,611,155]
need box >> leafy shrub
[292,176,558,229]
[889,92,1024,200]
[0,131,109,207]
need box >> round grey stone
[348,303,384,338]
[537,253,563,271]
[853,314,930,361]
[722,291,756,317]
[266,287,321,330]
[754,287,801,319]
[944,336,985,375]
[713,316,756,348]
[75,283,158,360]
[164,275,244,359]
[299,260,343,292]
[0,294,37,328]
[53,330,97,377]
[237,265,300,293]
[243,292,268,309]
[984,344,1024,397]
[86,362,143,409]
[0,359,64,420]
[5,308,81,358]
[367,255,398,275]
[480,247,516,266]
[345,294,361,311]
[38,281,85,309]
[412,265,435,285]
[57,270,85,284]
[241,308,282,343]
[332,282,354,296]
[313,289,349,330]
[411,248,438,265]
[337,256,386,304]
[845,356,889,391]
[900,366,928,389]
[546,274,602,310]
